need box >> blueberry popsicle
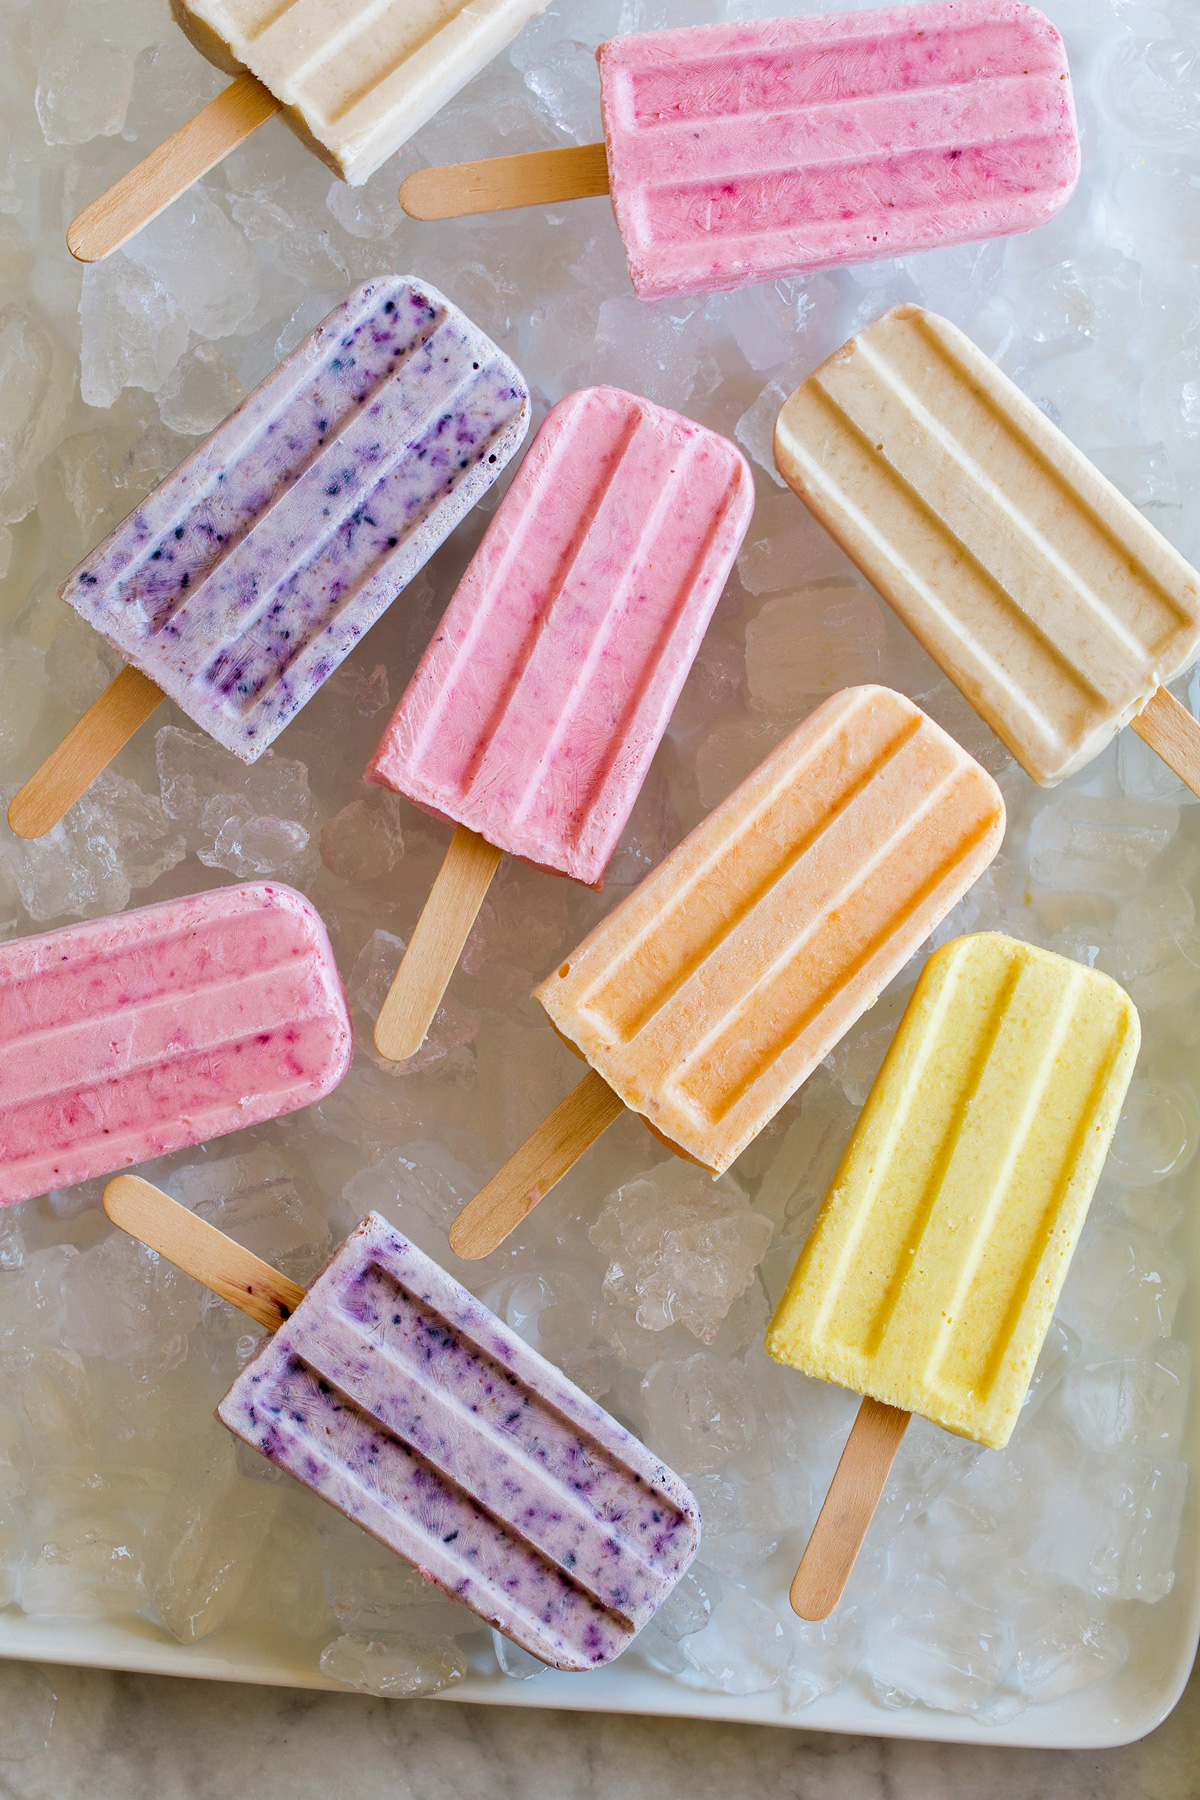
[364,385,753,1063]
[449,685,1005,1260]
[774,303,1200,796]
[0,883,351,1207]
[400,3,1079,303]
[9,277,529,841]
[68,0,551,263]
[766,934,1138,1618]
[103,1178,701,1670]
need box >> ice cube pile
[0,0,1195,1725]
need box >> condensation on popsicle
[0,883,351,1208]
[217,1210,701,1670]
[774,303,1200,794]
[450,685,1005,1258]
[365,384,753,1063]
[400,3,1080,305]
[9,278,529,842]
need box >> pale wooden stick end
[789,1398,910,1620]
[373,826,501,1063]
[1129,686,1200,800]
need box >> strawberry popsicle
[400,3,1080,304]
[104,1178,702,1670]
[774,304,1200,795]
[365,384,754,1062]
[10,278,529,841]
[0,883,351,1207]
[450,685,1005,1259]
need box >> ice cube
[1029,795,1177,898]
[59,1231,201,1375]
[640,1351,756,1476]
[784,1608,864,1711]
[320,792,405,882]
[0,305,72,527]
[868,1575,1014,1714]
[1053,1453,1185,1602]
[492,1628,548,1679]
[1106,1078,1198,1185]
[1013,1584,1127,1701]
[682,1591,789,1696]
[744,580,885,710]
[147,1440,283,1643]
[653,1565,719,1643]
[1059,1222,1184,1354]
[319,1631,467,1697]
[1066,1339,1190,1455]
[590,1161,772,1343]
[35,36,134,147]
[156,342,245,436]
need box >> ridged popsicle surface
[219,1213,700,1669]
[765,934,1139,1448]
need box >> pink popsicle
[363,384,753,1061]
[0,882,351,1205]
[599,2,1080,302]
[368,384,753,883]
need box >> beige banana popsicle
[448,684,1005,1260]
[766,933,1139,1620]
[68,0,550,262]
[774,304,1200,795]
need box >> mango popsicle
[767,933,1139,1618]
[774,303,1200,796]
[449,685,1005,1259]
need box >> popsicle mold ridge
[366,384,754,887]
[0,882,352,1207]
[62,276,530,762]
[766,932,1140,1449]
[599,2,1080,302]
[219,1212,701,1669]
[536,684,1006,1174]
[774,303,1200,784]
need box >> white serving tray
[1,1173,1195,1750]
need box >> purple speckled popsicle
[62,277,530,761]
[218,1213,701,1668]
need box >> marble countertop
[0,1653,1195,1799]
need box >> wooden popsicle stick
[789,1398,910,1622]
[104,1174,304,1333]
[448,1068,626,1259]
[7,664,164,840]
[374,826,503,1062]
[67,71,280,264]
[1129,686,1200,800]
[400,141,610,222]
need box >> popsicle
[364,384,754,1063]
[449,684,1005,1260]
[774,303,1200,797]
[401,3,1080,303]
[103,1175,701,1669]
[8,277,529,841]
[0,883,351,1208]
[67,0,550,263]
[766,933,1139,1619]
